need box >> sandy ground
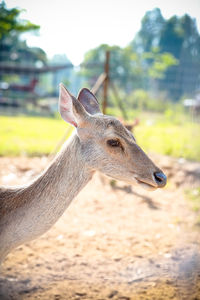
[0,154,200,300]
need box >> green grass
[0,113,200,161]
[0,115,72,156]
[135,120,200,161]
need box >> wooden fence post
[102,51,110,114]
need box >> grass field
[0,115,72,156]
[0,113,200,161]
[135,120,200,161]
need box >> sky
[5,0,200,66]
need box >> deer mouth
[136,179,157,191]
[135,171,167,190]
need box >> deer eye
[107,139,121,147]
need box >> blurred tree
[144,49,178,80]
[81,8,179,100]
[131,8,200,100]
[80,44,150,92]
[159,16,183,57]
[132,8,165,53]
[81,43,177,96]
[0,1,47,70]
[0,1,39,38]
[159,14,200,99]
[80,44,135,90]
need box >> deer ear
[78,88,101,115]
[59,83,78,127]
[59,84,89,128]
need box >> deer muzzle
[153,171,167,188]
[135,170,167,190]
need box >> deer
[0,83,167,263]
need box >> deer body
[0,134,93,261]
[0,84,167,262]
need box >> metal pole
[102,51,110,114]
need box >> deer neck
[35,133,93,209]
[0,133,93,257]
[29,133,93,220]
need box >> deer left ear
[59,83,77,127]
[78,88,101,115]
[59,83,88,128]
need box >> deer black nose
[154,172,167,187]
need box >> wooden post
[102,51,110,114]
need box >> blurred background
[1,1,200,299]
[0,0,200,159]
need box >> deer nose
[153,172,167,187]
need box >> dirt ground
[0,154,200,300]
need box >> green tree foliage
[81,43,177,95]
[80,8,181,99]
[132,8,165,53]
[0,1,39,38]
[159,14,200,99]
[0,1,46,67]
[133,8,200,100]
[143,48,178,79]
[80,44,144,92]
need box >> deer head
[59,83,167,190]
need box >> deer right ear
[78,88,101,115]
[59,83,78,127]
